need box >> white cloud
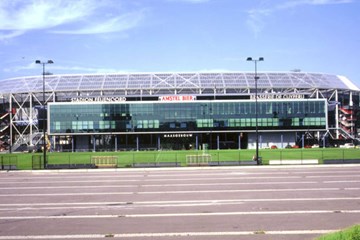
[0,30,25,41]
[0,0,96,30]
[246,8,272,38]
[246,0,353,36]
[0,0,146,40]
[278,0,353,9]
[51,10,146,35]
[305,0,353,4]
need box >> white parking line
[1,210,359,220]
[1,174,360,186]
[2,179,360,190]
[1,197,360,211]
[1,196,360,206]
[0,176,305,184]
[0,187,358,197]
[1,169,359,178]
[0,181,320,190]
[324,180,360,183]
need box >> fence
[1,148,359,170]
[32,155,44,170]
[0,155,17,170]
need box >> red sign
[159,96,196,101]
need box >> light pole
[35,60,54,169]
[247,57,264,165]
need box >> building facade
[0,72,359,152]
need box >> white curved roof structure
[0,72,359,96]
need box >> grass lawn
[0,148,359,170]
[315,225,360,240]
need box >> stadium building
[0,72,359,152]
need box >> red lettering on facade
[159,95,196,101]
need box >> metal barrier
[186,154,212,166]
[91,156,118,168]
[1,155,18,170]
[32,155,43,169]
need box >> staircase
[338,106,357,140]
[12,132,43,152]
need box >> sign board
[164,133,193,138]
[159,96,196,101]
[71,97,126,102]
[250,94,305,100]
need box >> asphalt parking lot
[0,165,360,240]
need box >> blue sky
[1,0,359,87]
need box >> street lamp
[247,57,264,165]
[35,60,54,169]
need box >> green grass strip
[315,225,360,240]
[1,148,359,170]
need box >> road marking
[1,196,360,206]
[1,197,360,210]
[0,176,306,184]
[1,178,360,190]
[0,181,320,190]
[1,174,360,185]
[1,210,359,219]
[2,169,359,179]
[0,201,245,211]
[324,180,360,183]
[0,230,339,239]
[0,187,358,197]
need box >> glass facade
[49,99,327,135]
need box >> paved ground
[0,165,360,240]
